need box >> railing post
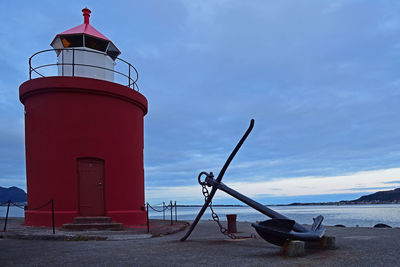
[170,200,173,225]
[175,201,177,222]
[163,202,165,221]
[29,63,32,80]
[72,48,75,77]
[62,50,64,76]
[3,200,11,232]
[128,64,131,88]
[146,202,150,233]
[51,199,55,234]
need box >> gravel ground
[1,218,400,266]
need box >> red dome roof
[50,8,120,58]
[57,22,110,41]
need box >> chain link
[201,184,237,239]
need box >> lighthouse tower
[19,8,148,227]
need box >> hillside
[288,187,400,206]
[352,188,400,203]
[0,186,27,203]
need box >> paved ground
[1,218,400,266]
[0,218,188,241]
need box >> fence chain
[25,200,52,211]
[147,203,171,213]
[11,203,25,209]
[201,183,237,239]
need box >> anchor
[181,119,325,246]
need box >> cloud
[343,187,396,191]
[2,1,400,206]
[383,181,400,184]
[146,167,400,203]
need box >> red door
[78,158,105,216]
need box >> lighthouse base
[107,210,147,227]
[20,76,148,229]
[24,209,147,227]
[25,210,78,227]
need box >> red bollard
[226,214,237,233]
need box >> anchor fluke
[252,216,325,246]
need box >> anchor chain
[201,182,237,239]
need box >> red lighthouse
[19,8,148,227]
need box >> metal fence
[28,48,140,91]
[1,199,55,234]
[146,201,178,232]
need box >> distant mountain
[352,188,400,203]
[287,188,400,206]
[0,186,27,203]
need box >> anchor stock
[180,119,325,246]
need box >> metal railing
[28,48,140,91]
[1,199,55,234]
[146,201,178,232]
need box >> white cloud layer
[146,168,400,203]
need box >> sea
[148,204,400,227]
[2,204,400,227]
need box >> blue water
[0,206,25,218]
[3,204,400,227]
[148,204,400,227]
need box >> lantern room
[50,8,121,82]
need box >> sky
[1,0,400,205]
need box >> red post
[226,214,237,233]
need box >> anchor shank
[180,119,255,241]
[207,178,310,233]
[180,186,218,241]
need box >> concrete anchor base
[281,240,305,257]
[319,235,336,249]
[305,235,337,250]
